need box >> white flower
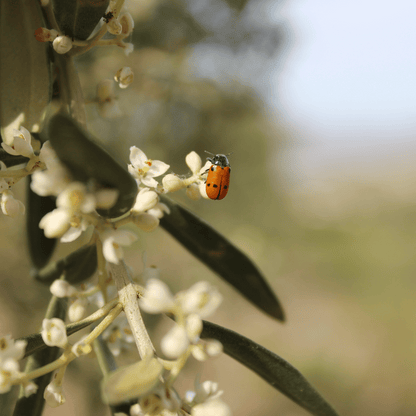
[71,339,92,357]
[124,42,134,56]
[185,314,203,342]
[107,17,122,35]
[119,13,134,36]
[68,297,88,322]
[131,188,158,213]
[162,174,184,192]
[139,278,175,314]
[23,381,38,397]
[56,182,95,213]
[133,213,159,232]
[186,152,202,175]
[1,190,25,217]
[50,280,77,298]
[101,228,138,264]
[128,147,169,188]
[52,36,73,54]
[160,325,189,359]
[44,380,65,407]
[1,127,34,158]
[191,398,231,416]
[59,217,89,243]
[147,202,170,219]
[0,335,26,362]
[41,318,68,348]
[194,379,222,404]
[191,340,223,362]
[115,67,134,89]
[186,183,201,200]
[95,188,119,209]
[178,282,222,318]
[0,358,20,393]
[39,208,71,238]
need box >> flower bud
[68,298,88,322]
[53,36,73,54]
[50,280,77,298]
[44,381,65,408]
[119,12,135,36]
[1,191,25,218]
[41,318,68,348]
[186,151,202,174]
[161,325,190,359]
[107,17,122,35]
[162,174,184,192]
[114,67,134,89]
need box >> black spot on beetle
[224,185,228,189]
[213,184,218,188]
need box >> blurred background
[1,0,416,415]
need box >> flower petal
[1,143,18,156]
[129,146,147,168]
[147,160,170,178]
[141,176,159,188]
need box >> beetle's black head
[206,153,231,168]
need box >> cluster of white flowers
[0,335,36,396]
[162,151,211,200]
[139,279,223,360]
[0,127,40,217]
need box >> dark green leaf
[48,114,137,218]
[0,0,51,144]
[159,196,285,321]
[27,178,57,269]
[52,0,110,40]
[34,244,97,285]
[0,149,29,167]
[13,296,67,416]
[201,321,339,416]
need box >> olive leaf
[0,1,51,144]
[48,114,137,218]
[34,244,97,285]
[201,321,339,416]
[159,196,285,321]
[52,0,110,40]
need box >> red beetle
[205,152,232,200]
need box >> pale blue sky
[276,0,416,143]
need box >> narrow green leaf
[0,0,51,144]
[159,196,285,321]
[0,150,29,167]
[34,244,97,285]
[52,0,110,40]
[13,296,67,416]
[201,321,339,416]
[48,114,138,218]
[27,178,57,269]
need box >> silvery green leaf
[52,0,110,40]
[0,1,51,144]
[201,321,339,416]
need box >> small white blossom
[185,314,203,342]
[162,174,184,192]
[191,340,223,362]
[44,380,65,407]
[133,213,159,232]
[71,339,92,357]
[128,147,169,188]
[0,358,20,393]
[115,67,134,89]
[53,36,73,54]
[95,188,119,209]
[1,127,34,158]
[41,318,68,348]
[186,152,202,175]
[39,208,71,238]
[191,399,231,416]
[1,190,25,217]
[68,297,88,322]
[147,202,170,219]
[131,188,158,213]
[23,381,38,397]
[107,17,122,35]
[178,282,222,318]
[50,280,77,298]
[0,335,26,362]
[119,12,134,36]
[124,42,134,56]
[186,183,201,200]
[101,228,138,264]
[56,182,95,213]
[160,324,190,359]
[139,278,175,314]
[194,379,222,404]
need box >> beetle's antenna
[225,152,233,157]
[204,150,214,156]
